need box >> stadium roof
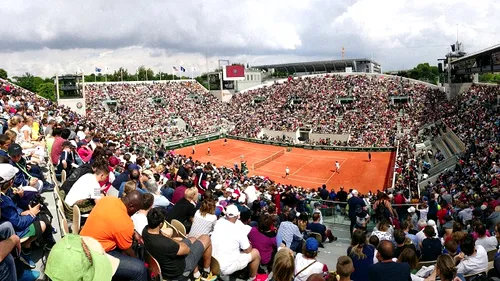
[252,59,381,73]
[450,43,500,64]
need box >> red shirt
[50,136,65,165]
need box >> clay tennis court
[176,139,395,194]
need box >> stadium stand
[2,75,500,281]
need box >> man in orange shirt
[80,190,147,281]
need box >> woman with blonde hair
[268,248,295,281]
[188,198,217,238]
[347,230,374,281]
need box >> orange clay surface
[175,139,395,194]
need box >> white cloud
[0,0,498,77]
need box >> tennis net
[253,149,286,170]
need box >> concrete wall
[58,98,86,116]
[236,69,262,92]
[445,83,472,100]
[210,90,233,103]
[261,129,298,140]
[309,133,350,143]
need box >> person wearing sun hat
[45,234,120,281]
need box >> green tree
[396,63,440,85]
[37,82,56,101]
[0,68,7,79]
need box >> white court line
[254,169,327,185]
[291,158,315,176]
[325,157,348,183]
[256,168,330,181]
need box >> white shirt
[64,173,101,206]
[244,185,257,204]
[211,218,250,270]
[457,245,488,275]
[131,212,148,234]
[294,253,325,281]
[475,236,498,252]
[189,210,217,238]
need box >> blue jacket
[0,192,35,237]
[112,171,130,189]
[9,159,30,187]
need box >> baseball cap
[128,164,140,171]
[7,143,23,157]
[45,234,119,281]
[0,164,19,183]
[226,204,240,218]
[407,206,416,213]
[305,237,319,252]
[352,190,359,196]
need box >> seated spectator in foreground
[443,239,460,258]
[56,141,76,175]
[307,213,338,243]
[188,199,217,238]
[294,238,328,281]
[474,223,498,252]
[247,213,277,269]
[131,193,155,234]
[420,226,442,261]
[268,247,295,281]
[143,207,216,281]
[402,221,419,253]
[211,205,261,279]
[0,164,52,270]
[0,221,40,281]
[63,163,109,208]
[393,229,417,259]
[455,234,488,275]
[277,212,304,252]
[166,187,198,232]
[80,190,148,281]
[336,256,354,281]
[348,230,374,281]
[368,240,411,281]
[397,248,425,281]
[371,219,393,242]
[8,143,53,192]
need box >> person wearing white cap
[211,204,261,280]
[407,206,418,229]
[347,190,366,234]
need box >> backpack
[61,163,93,194]
[375,200,389,219]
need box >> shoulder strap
[295,260,318,278]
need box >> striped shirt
[188,210,217,238]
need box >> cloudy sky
[1,0,499,78]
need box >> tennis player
[284,166,290,178]
[335,161,340,173]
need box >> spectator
[474,223,497,252]
[188,198,217,238]
[393,229,417,259]
[277,212,303,252]
[306,213,337,243]
[0,164,52,270]
[420,226,442,261]
[131,193,155,234]
[166,187,198,232]
[80,190,148,281]
[336,256,354,281]
[368,240,411,281]
[211,204,261,279]
[63,162,109,207]
[143,207,216,281]
[347,230,375,281]
[247,213,277,269]
[348,190,366,234]
[455,234,488,275]
[269,248,294,281]
[371,219,393,242]
[294,238,328,281]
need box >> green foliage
[479,73,500,83]
[396,63,440,85]
[37,82,56,101]
[0,68,7,79]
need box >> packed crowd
[83,75,444,148]
[3,76,500,281]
